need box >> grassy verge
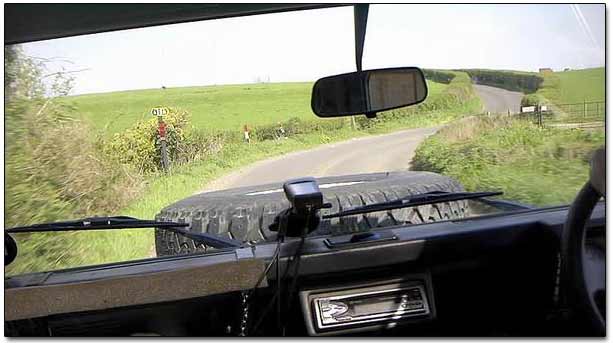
[411,116,605,207]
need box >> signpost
[152,107,170,171]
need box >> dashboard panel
[4,203,606,336]
[300,275,434,336]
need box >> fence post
[151,107,170,172]
[158,116,169,172]
[583,100,587,119]
[537,105,543,128]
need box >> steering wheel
[561,147,605,336]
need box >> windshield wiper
[323,191,503,219]
[6,216,242,249]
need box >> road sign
[151,107,170,171]
[151,107,169,116]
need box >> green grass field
[555,67,605,104]
[535,67,605,105]
[64,81,447,134]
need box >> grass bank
[544,67,605,104]
[522,67,605,108]
[411,116,605,207]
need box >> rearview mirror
[311,67,428,117]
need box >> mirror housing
[311,67,428,118]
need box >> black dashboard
[5,202,605,336]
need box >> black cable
[248,238,281,298]
[250,210,316,336]
[251,287,280,334]
[252,239,300,336]
[276,233,284,334]
[281,217,309,335]
[248,214,288,336]
[249,212,289,297]
[251,215,311,335]
[251,261,292,334]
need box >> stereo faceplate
[300,277,434,335]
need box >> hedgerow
[457,69,544,93]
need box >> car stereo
[300,276,435,336]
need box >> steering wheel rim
[561,181,605,336]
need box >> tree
[4,45,45,102]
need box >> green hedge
[357,71,480,129]
[520,93,548,107]
[458,69,544,94]
[5,99,144,275]
[103,109,348,172]
[422,69,456,84]
[251,117,346,141]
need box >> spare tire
[155,171,468,257]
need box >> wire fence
[519,101,605,128]
[554,101,605,122]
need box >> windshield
[5,4,605,275]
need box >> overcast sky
[20,4,605,95]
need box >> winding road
[473,84,523,114]
[201,84,523,193]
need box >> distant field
[555,67,605,104]
[64,81,447,134]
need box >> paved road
[473,84,523,114]
[201,84,522,193]
[201,127,439,192]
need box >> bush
[6,99,141,226]
[5,44,149,275]
[5,98,144,275]
[520,93,548,107]
[105,108,217,172]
